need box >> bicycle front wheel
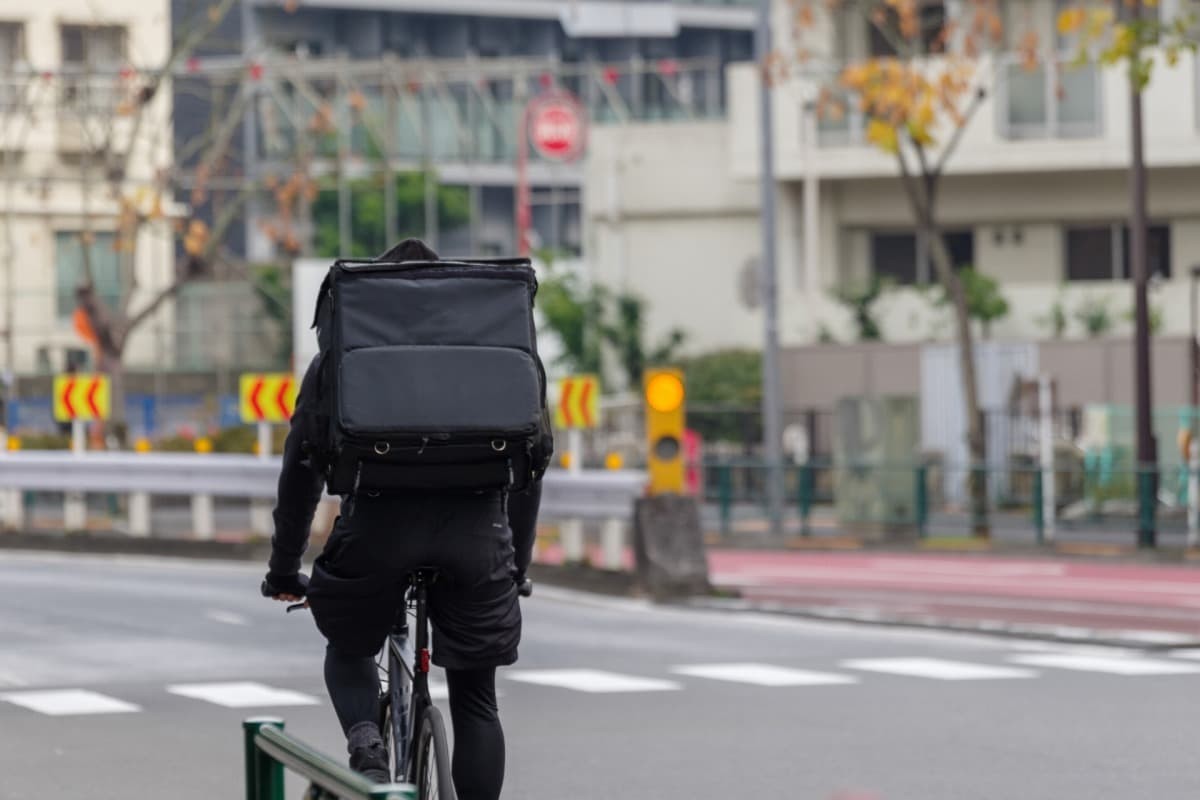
[412,706,456,800]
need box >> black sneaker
[347,721,391,784]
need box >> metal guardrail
[0,451,646,517]
[244,718,415,800]
[0,451,647,550]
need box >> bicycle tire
[412,706,456,800]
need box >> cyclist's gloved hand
[262,571,309,600]
[514,572,533,598]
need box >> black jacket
[268,356,543,577]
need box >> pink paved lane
[707,551,1200,637]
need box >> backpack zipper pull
[418,436,429,455]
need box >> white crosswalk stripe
[842,658,1038,681]
[1171,650,1200,662]
[671,663,857,687]
[506,669,680,693]
[0,689,140,716]
[1009,653,1200,676]
[166,682,321,708]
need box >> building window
[55,232,122,321]
[870,229,973,285]
[867,1,946,57]
[60,24,126,111]
[1064,223,1171,281]
[0,21,23,110]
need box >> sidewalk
[704,550,1200,648]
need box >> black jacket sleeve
[508,479,541,576]
[268,358,326,576]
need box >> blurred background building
[587,0,1200,351]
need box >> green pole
[797,463,813,536]
[914,463,928,538]
[718,464,732,536]
[1138,464,1157,547]
[1032,466,1044,545]
[244,717,285,800]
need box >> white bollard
[64,420,87,531]
[192,493,215,540]
[1039,375,1056,543]
[561,427,586,563]
[128,492,151,537]
[250,421,274,536]
[600,517,626,571]
[1188,440,1199,549]
[2,488,23,531]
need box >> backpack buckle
[491,439,507,452]
[374,441,391,455]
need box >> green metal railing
[244,718,416,800]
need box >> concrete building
[0,0,176,377]
[171,0,756,260]
[584,0,1200,356]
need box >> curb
[686,596,1200,652]
[0,531,271,562]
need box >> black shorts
[305,490,521,670]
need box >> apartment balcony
[728,48,1200,182]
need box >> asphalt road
[1,552,1199,800]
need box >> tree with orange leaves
[1056,0,1196,546]
[789,0,1011,534]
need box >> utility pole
[756,0,785,535]
[1128,0,1157,548]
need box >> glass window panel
[1004,63,1047,135]
[1065,226,1114,281]
[1057,63,1100,135]
[871,232,918,285]
[55,232,122,321]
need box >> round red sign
[527,95,586,162]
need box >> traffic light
[644,367,685,495]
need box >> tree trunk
[98,343,128,447]
[927,228,989,536]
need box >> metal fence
[701,456,1197,548]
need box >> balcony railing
[996,55,1103,140]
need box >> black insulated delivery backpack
[310,252,549,495]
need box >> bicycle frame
[385,573,434,783]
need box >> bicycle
[287,569,532,800]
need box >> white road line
[1009,653,1200,676]
[671,663,857,687]
[0,689,140,716]
[1171,651,1200,662]
[506,669,680,693]
[205,610,250,626]
[842,658,1037,681]
[167,682,320,708]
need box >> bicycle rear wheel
[412,706,456,800]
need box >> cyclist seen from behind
[261,238,553,800]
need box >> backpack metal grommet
[374,441,391,455]
[491,440,507,452]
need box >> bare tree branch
[932,87,988,178]
[122,188,250,337]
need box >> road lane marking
[0,672,28,689]
[0,689,140,716]
[167,682,320,708]
[671,663,857,687]
[506,669,680,693]
[1171,651,1200,661]
[205,610,249,626]
[1009,653,1200,676]
[841,658,1037,681]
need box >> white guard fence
[0,451,646,569]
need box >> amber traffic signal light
[644,367,685,495]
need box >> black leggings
[325,646,505,800]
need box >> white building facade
[584,0,1200,356]
[0,0,176,377]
